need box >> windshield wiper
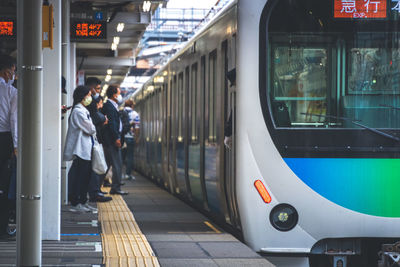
[379,104,400,111]
[300,113,400,142]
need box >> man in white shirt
[0,54,17,238]
[122,100,140,180]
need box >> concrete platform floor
[0,172,275,267]
[124,173,274,267]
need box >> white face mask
[116,94,123,104]
[94,93,100,99]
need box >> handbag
[92,135,108,175]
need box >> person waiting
[63,86,98,212]
[0,54,17,238]
[85,77,112,203]
[101,85,128,195]
[122,100,140,180]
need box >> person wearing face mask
[84,77,112,202]
[63,86,98,212]
[101,84,128,195]
[0,54,17,238]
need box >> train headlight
[269,204,298,232]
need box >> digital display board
[334,0,387,18]
[0,19,15,38]
[71,21,107,41]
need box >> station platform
[0,173,274,267]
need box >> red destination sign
[75,23,103,37]
[0,21,14,37]
[71,21,107,41]
[334,0,387,18]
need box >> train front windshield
[267,0,400,130]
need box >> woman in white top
[63,86,97,212]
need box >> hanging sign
[71,20,107,41]
[0,18,15,38]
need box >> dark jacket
[101,100,121,147]
[88,100,107,143]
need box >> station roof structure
[71,0,169,85]
[0,0,168,86]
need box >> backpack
[119,109,131,136]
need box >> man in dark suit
[101,85,128,195]
[85,77,112,202]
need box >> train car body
[132,0,400,266]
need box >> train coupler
[378,241,400,267]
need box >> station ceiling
[72,0,168,86]
[0,0,168,87]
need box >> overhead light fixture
[117,23,125,32]
[105,75,111,82]
[107,69,112,75]
[111,43,117,51]
[143,1,151,12]
[101,84,109,96]
[113,36,120,45]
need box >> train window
[172,75,177,139]
[158,89,161,141]
[185,66,190,140]
[209,50,217,141]
[266,0,400,130]
[270,45,329,127]
[178,72,184,141]
[191,63,198,141]
[201,56,206,139]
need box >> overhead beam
[75,42,140,49]
[77,56,134,66]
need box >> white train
[132,1,400,266]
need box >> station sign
[0,18,16,38]
[334,0,387,18]
[71,20,107,41]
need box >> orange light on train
[254,180,271,203]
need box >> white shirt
[63,103,96,161]
[109,99,122,133]
[0,77,17,148]
[124,107,140,129]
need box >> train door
[161,83,168,188]
[223,36,241,229]
[167,75,178,193]
[199,56,209,210]
[188,62,207,205]
[204,49,223,214]
[174,72,187,194]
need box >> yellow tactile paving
[98,190,160,267]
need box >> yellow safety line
[204,221,222,234]
[98,188,160,267]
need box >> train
[131,0,400,266]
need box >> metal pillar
[17,0,43,266]
[61,0,70,205]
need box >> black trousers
[0,132,13,234]
[68,156,91,206]
[88,170,102,198]
[103,145,122,191]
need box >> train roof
[132,0,237,101]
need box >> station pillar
[42,0,62,240]
[17,0,43,265]
[61,0,71,205]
